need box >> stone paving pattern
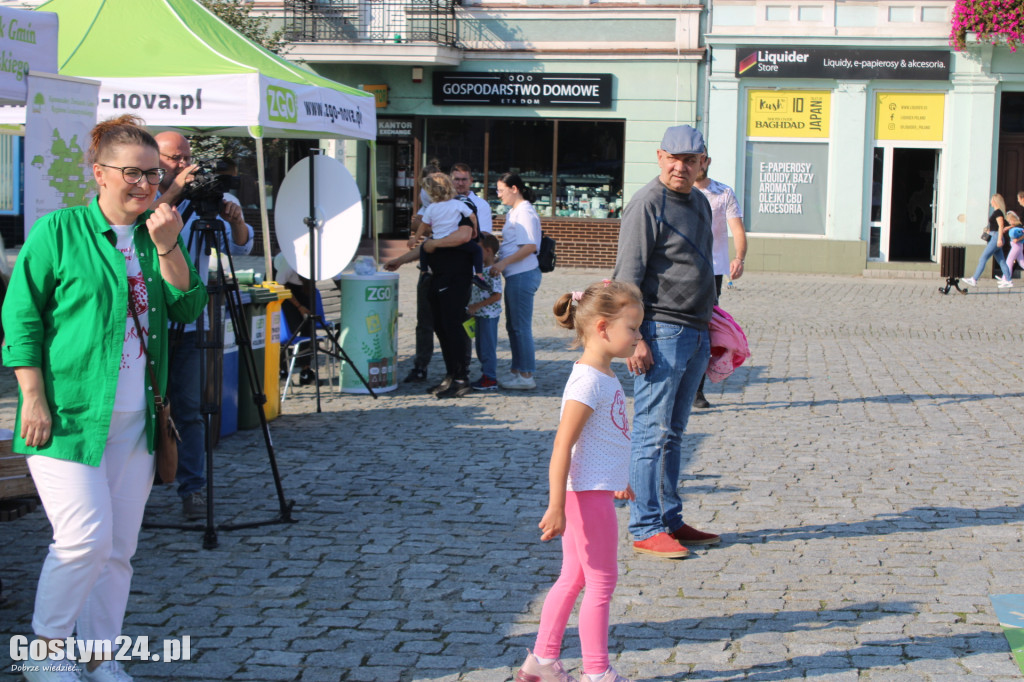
[1,267,1023,681]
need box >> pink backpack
[706,305,750,383]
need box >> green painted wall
[314,59,701,203]
[459,19,675,44]
[744,238,868,275]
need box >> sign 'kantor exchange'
[433,72,613,108]
[736,47,950,81]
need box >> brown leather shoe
[670,523,720,546]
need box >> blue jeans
[972,234,1011,280]
[503,268,542,374]
[167,331,205,499]
[474,315,499,379]
[628,320,709,541]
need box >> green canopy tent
[26,0,378,273]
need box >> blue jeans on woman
[628,320,709,542]
[474,315,499,379]
[503,267,542,374]
[972,233,1011,280]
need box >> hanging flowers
[950,0,1024,52]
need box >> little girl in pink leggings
[515,280,643,682]
[1005,213,1024,276]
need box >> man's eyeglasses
[160,152,191,164]
[97,164,166,185]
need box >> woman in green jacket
[2,115,207,682]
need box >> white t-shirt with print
[111,224,149,413]
[421,198,473,240]
[561,363,631,492]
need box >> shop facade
[285,2,705,266]
[706,0,1024,275]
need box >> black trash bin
[939,245,967,294]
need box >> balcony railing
[283,0,458,47]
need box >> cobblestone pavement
[2,267,1023,681]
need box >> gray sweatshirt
[613,176,716,329]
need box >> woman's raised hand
[146,203,184,254]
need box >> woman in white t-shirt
[490,172,543,390]
[513,279,643,682]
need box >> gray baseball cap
[660,125,706,155]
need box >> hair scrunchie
[571,291,584,302]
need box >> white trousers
[26,410,154,641]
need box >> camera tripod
[143,208,295,548]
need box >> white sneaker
[22,660,83,681]
[500,374,537,390]
[998,278,1014,288]
[79,660,133,682]
[961,277,977,287]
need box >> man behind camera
[153,132,254,519]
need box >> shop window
[488,119,554,216]
[556,120,623,218]
[744,141,828,235]
[425,116,625,219]
[1001,93,1024,134]
[425,117,489,200]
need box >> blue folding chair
[280,288,338,402]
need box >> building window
[888,6,915,22]
[798,5,823,21]
[424,116,625,219]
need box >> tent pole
[255,137,272,279]
[368,139,379,268]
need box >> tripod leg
[316,322,378,398]
[223,275,295,524]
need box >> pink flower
[950,0,1022,52]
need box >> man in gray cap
[613,124,720,559]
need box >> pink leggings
[1008,242,1024,273]
[534,490,618,674]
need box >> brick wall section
[493,215,621,270]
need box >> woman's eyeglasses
[97,164,166,185]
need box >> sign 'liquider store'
[708,43,952,272]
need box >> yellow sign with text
[747,90,830,138]
[874,92,944,141]
[362,84,389,108]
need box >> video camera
[183,159,241,220]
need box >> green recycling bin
[237,286,277,429]
[337,273,399,393]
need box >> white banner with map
[24,73,99,238]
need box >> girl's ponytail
[553,292,577,330]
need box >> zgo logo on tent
[267,86,298,123]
